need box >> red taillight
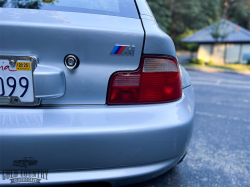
[107,56,182,104]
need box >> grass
[184,63,250,71]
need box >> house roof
[183,19,250,43]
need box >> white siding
[197,43,250,64]
[241,44,250,64]
[211,44,226,64]
[197,44,212,62]
[225,44,240,64]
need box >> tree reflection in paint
[0,0,58,9]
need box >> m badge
[110,45,135,56]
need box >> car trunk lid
[0,8,144,105]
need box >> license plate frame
[0,55,39,106]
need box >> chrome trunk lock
[64,55,80,70]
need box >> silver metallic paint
[136,0,177,58]
[135,0,156,20]
[1,158,179,187]
[34,65,66,99]
[0,86,194,185]
[0,0,195,186]
[0,8,144,105]
[141,19,177,58]
[180,64,192,89]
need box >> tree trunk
[169,0,175,17]
[248,0,250,30]
[222,0,229,19]
[191,51,194,59]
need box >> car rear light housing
[107,56,182,105]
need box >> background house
[183,19,250,64]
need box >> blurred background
[148,0,250,72]
[148,0,250,49]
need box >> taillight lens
[107,56,182,104]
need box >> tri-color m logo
[110,45,135,56]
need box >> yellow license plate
[16,62,31,71]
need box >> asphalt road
[61,70,250,187]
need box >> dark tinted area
[0,0,139,18]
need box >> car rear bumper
[1,157,181,187]
[0,86,195,186]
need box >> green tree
[147,0,171,33]
[226,0,250,30]
[179,30,199,57]
[167,0,202,37]
[147,0,250,49]
[198,0,221,26]
[167,0,220,42]
[147,0,221,48]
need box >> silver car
[0,0,195,186]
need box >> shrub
[190,58,198,64]
[197,59,205,65]
[190,58,205,65]
[234,61,240,64]
[247,60,250,65]
[208,61,213,66]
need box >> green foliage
[190,58,205,65]
[210,21,228,40]
[147,0,250,49]
[190,58,197,64]
[247,60,250,65]
[167,0,220,36]
[227,0,250,30]
[178,30,199,51]
[183,43,199,53]
[147,0,171,33]
[147,0,221,48]
[198,0,221,24]
[168,0,203,35]
[208,61,214,66]
[209,20,241,41]
[198,59,205,65]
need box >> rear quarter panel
[136,0,176,58]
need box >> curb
[183,66,250,76]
